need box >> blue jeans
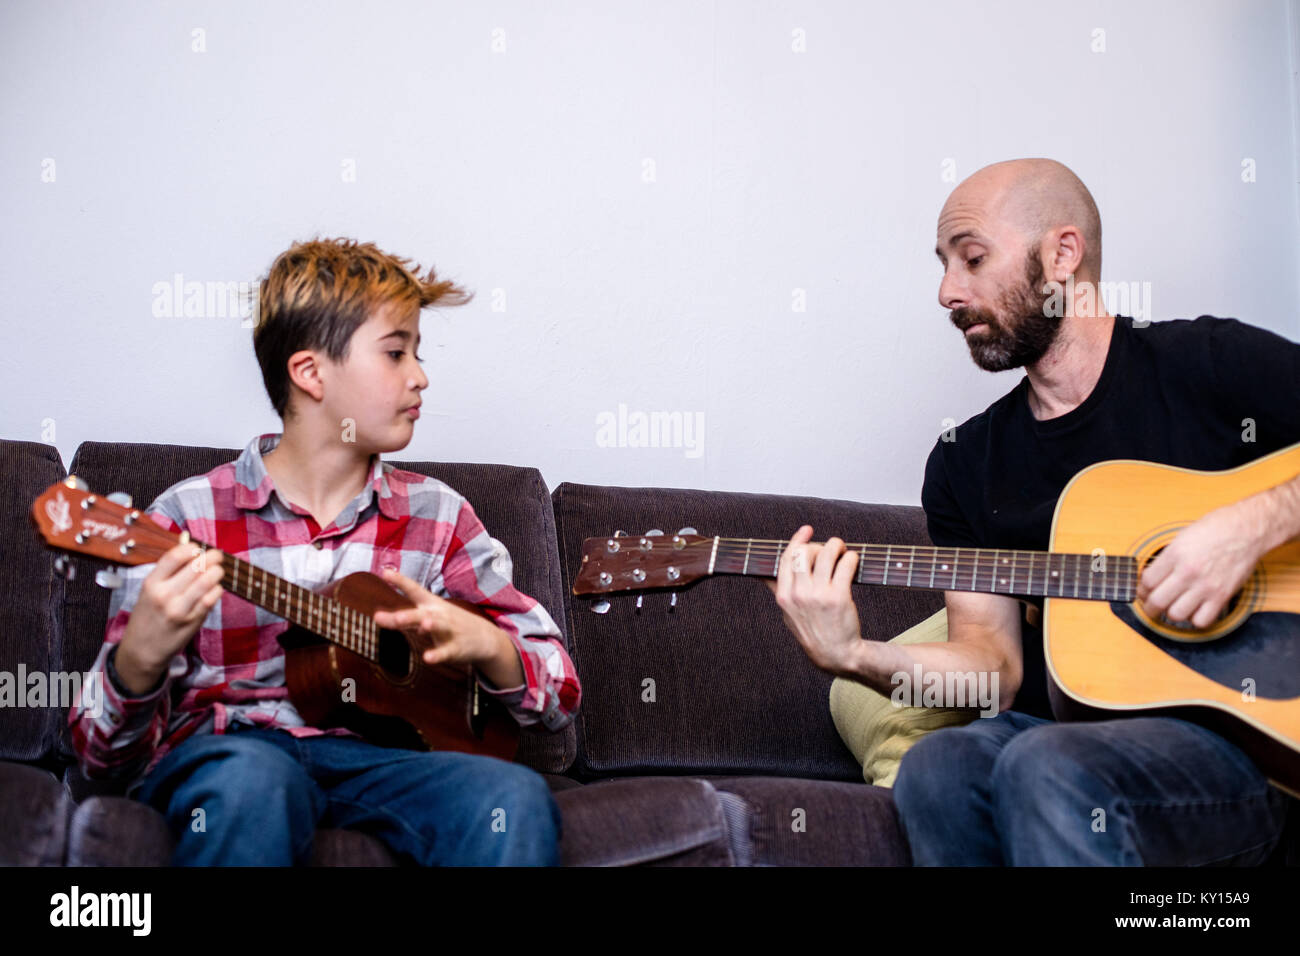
[133,724,561,866]
[893,711,1292,865]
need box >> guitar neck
[710,538,1139,602]
[209,549,380,660]
[29,480,384,661]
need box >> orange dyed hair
[252,236,472,419]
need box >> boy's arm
[67,510,180,780]
[435,499,581,732]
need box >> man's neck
[262,426,375,531]
[1024,308,1116,421]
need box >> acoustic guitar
[572,442,1300,795]
[30,478,518,759]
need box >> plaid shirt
[68,433,581,788]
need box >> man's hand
[763,525,862,676]
[1136,500,1267,629]
[373,567,524,689]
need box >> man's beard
[949,253,1062,372]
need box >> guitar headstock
[30,477,180,571]
[572,530,714,595]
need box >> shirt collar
[233,432,399,523]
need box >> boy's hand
[116,543,225,695]
[375,567,525,689]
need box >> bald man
[768,158,1300,865]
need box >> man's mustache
[950,308,998,333]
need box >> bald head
[944,158,1102,277]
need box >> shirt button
[313,540,323,550]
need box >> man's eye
[967,256,984,268]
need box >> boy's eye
[388,351,424,362]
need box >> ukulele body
[276,570,519,760]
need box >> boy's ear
[285,349,327,405]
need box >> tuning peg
[53,555,77,581]
[678,526,697,535]
[590,599,611,615]
[670,592,677,609]
[613,530,627,538]
[106,492,133,508]
[64,475,89,492]
[645,529,663,536]
[95,565,124,590]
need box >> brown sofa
[1,437,1295,865]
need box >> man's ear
[285,349,326,405]
[1044,225,1085,284]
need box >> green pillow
[829,608,979,788]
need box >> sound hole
[376,628,413,679]
[1140,546,1241,630]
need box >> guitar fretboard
[210,550,381,660]
[712,540,1138,602]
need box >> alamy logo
[890,665,998,718]
[49,886,151,936]
[595,403,705,459]
[151,272,260,325]
[0,667,102,718]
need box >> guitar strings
[599,536,1300,594]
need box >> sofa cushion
[553,776,743,865]
[703,775,910,866]
[0,761,71,865]
[58,442,574,774]
[65,794,173,865]
[831,607,978,787]
[65,794,402,865]
[0,440,67,762]
[551,482,945,780]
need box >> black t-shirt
[921,314,1300,719]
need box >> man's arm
[1242,473,1300,552]
[766,525,1024,712]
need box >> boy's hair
[253,237,472,420]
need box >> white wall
[3,0,1297,505]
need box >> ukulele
[572,441,1300,795]
[31,478,518,759]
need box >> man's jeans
[133,724,561,866]
[893,710,1292,865]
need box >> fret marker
[1051,571,1058,577]
[1000,578,1007,585]
[940,564,948,571]
[895,561,904,569]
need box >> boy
[68,237,581,866]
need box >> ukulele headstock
[30,477,179,573]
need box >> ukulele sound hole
[1139,546,1241,630]
[376,628,413,679]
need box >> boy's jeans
[893,710,1292,865]
[133,723,561,866]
